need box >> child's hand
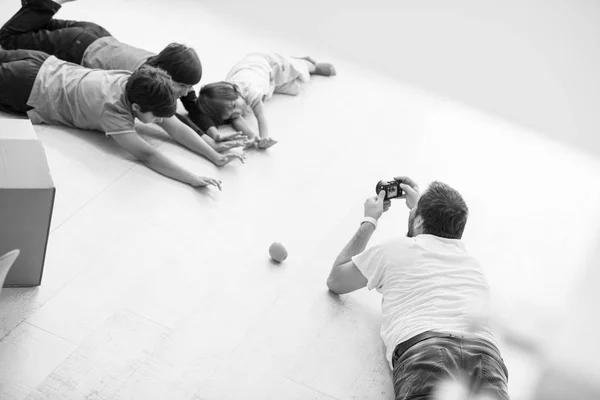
[257,137,278,149]
[243,137,259,149]
[214,151,246,166]
[191,176,222,191]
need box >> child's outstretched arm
[158,116,246,166]
[202,133,250,152]
[231,103,277,149]
[175,113,247,152]
[253,101,269,140]
[252,101,277,149]
[181,98,246,144]
[111,132,221,190]
[205,126,246,143]
[231,116,258,139]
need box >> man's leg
[0,49,49,114]
[392,335,511,400]
[0,0,108,64]
[392,337,460,400]
[462,338,510,400]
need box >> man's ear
[413,215,424,233]
[131,103,141,113]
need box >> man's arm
[327,191,390,295]
[327,223,374,295]
[158,116,246,166]
[111,132,221,189]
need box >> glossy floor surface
[1,0,599,399]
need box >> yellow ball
[269,242,288,263]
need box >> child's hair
[126,65,177,118]
[197,81,242,120]
[145,43,202,85]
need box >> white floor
[1,1,600,399]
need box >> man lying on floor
[327,176,510,400]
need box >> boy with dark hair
[0,0,247,158]
[326,177,510,400]
[0,49,222,189]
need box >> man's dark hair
[126,65,177,118]
[415,181,469,239]
[145,43,202,85]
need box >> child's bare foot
[313,63,336,76]
[295,56,336,76]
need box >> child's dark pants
[0,49,49,114]
[0,0,110,64]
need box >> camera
[376,179,404,200]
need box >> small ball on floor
[269,242,288,263]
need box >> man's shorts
[392,331,510,400]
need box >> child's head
[126,65,177,124]
[145,43,202,97]
[197,82,247,121]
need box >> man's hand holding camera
[329,176,422,294]
[364,191,392,221]
[395,176,420,210]
[365,176,421,224]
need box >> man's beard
[407,211,416,237]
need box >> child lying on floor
[182,53,336,149]
[0,0,248,159]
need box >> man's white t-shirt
[352,234,497,369]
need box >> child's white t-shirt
[226,53,272,111]
[352,234,497,369]
[233,81,263,112]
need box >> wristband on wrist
[361,216,378,228]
